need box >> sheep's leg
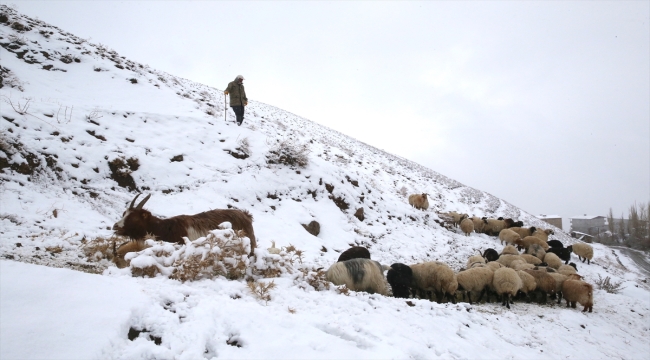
[582,305,589,312]
[448,292,457,304]
[476,288,487,303]
[557,291,563,304]
[571,301,576,308]
[587,259,590,265]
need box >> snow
[1,6,649,359]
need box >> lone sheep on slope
[326,258,389,295]
[568,243,594,265]
[408,193,429,210]
[460,218,474,236]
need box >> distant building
[569,215,607,236]
[538,214,562,229]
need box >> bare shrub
[252,243,303,278]
[247,280,276,305]
[296,268,330,291]
[594,274,625,294]
[266,139,310,168]
[125,228,251,281]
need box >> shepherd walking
[224,75,248,126]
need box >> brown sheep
[515,236,550,251]
[460,218,474,236]
[410,262,458,303]
[408,193,429,210]
[499,229,521,246]
[532,228,554,242]
[562,274,594,312]
[523,269,557,303]
[508,226,537,239]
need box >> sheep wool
[337,246,371,262]
[486,262,505,271]
[456,267,494,304]
[558,264,578,276]
[516,270,537,296]
[386,263,413,299]
[483,219,508,236]
[548,272,569,303]
[408,194,429,210]
[543,252,563,269]
[508,226,536,239]
[501,245,519,256]
[471,217,486,234]
[492,267,522,309]
[518,236,550,251]
[460,218,474,236]
[326,258,388,295]
[520,254,543,265]
[532,228,554,242]
[466,255,486,269]
[410,262,458,303]
[496,254,524,268]
[525,243,547,260]
[499,229,521,246]
[569,243,594,265]
[562,275,594,312]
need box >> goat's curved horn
[135,194,151,210]
[129,194,141,209]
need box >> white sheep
[501,245,519,256]
[492,267,522,309]
[486,262,505,271]
[410,262,458,303]
[516,270,537,301]
[562,274,594,312]
[558,264,578,276]
[408,193,429,210]
[466,254,486,269]
[532,228,554,242]
[496,254,525,268]
[326,258,389,295]
[568,243,594,265]
[498,229,521,246]
[456,267,494,304]
[460,218,474,236]
[520,254,543,265]
[543,252,562,269]
[471,216,487,233]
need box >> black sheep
[482,248,499,262]
[546,247,572,264]
[547,240,564,248]
[337,246,371,262]
[387,263,413,298]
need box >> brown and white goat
[112,194,257,256]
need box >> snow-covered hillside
[1,6,648,359]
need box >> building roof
[538,214,561,219]
[570,215,606,220]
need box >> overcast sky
[12,1,650,224]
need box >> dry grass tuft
[247,280,276,305]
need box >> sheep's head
[567,274,583,280]
[112,194,152,239]
[545,229,554,235]
[529,226,537,233]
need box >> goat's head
[112,194,153,239]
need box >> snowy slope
[1,6,649,359]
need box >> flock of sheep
[325,194,596,313]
